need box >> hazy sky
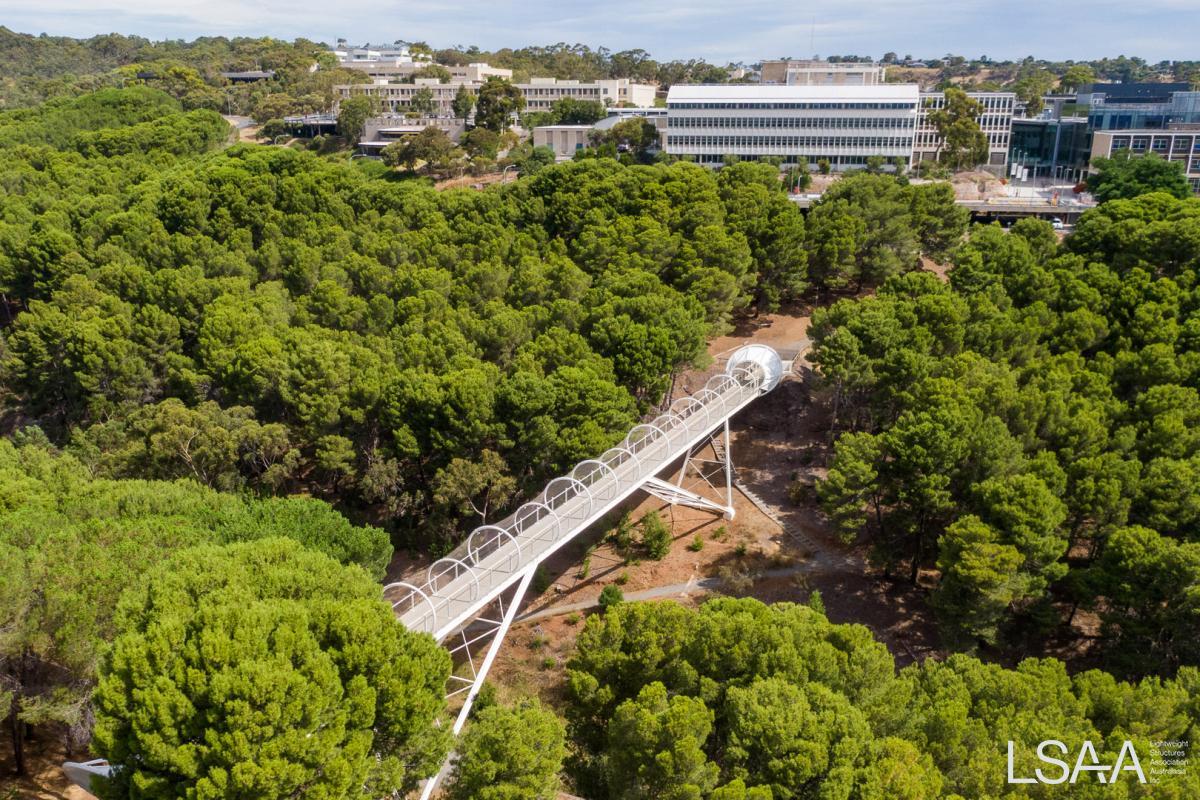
[1,0,1196,64]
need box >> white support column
[418,566,536,800]
[650,422,739,520]
[643,477,735,519]
[723,419,734,516]
[674,441,696,488]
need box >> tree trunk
[1065,600,1080,627]
[910,530,924,585]
[9,703,26,777]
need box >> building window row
[667,134,914,149]
[692,153,892,166]
[669,116,914,130]
[1112,135,1200,153]
[668,101,917,111]
[922,99,1014,112]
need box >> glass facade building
[1078,83,1200,131]
[1009,118,1093,181]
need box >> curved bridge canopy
[387,345,784,642]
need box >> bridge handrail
[395,347,782,639]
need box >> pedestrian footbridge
[390,344,787,798]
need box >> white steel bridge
[391,344,786,798]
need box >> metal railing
[385,357,775,641]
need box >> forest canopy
[813,196,1200,676]
[564,597,1200,799]
[0,88,829,553]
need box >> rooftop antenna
[810,17,816,59]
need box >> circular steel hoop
[467,525,523,572]
[624,422,669,454]
[572,458,618,501]
[601,444,642,474]
[705,373,739,394]
[384,581,438,634]
[425,557,481,602]
[513,500,563,542]
[544,475,594,517]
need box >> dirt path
[517,565,811,624]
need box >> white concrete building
[357,116,467,156]
[332,44,427,64]
[914,91,1015,168]
[519,77,657,111]
[338,76,658,119]
[665,84,919,168]
[337,79,470,116]
[533,125,594,160]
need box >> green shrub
[640,510,672,560]
[599,584,625,610]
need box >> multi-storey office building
[1078,83,1200,130]
[1009,117,1092,182]
[665,84,919,168]
[914,91,1015,169]
[1091,129,1200,193]
[760,60,886,86]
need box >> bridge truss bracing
[387,345,786,799]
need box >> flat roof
[667,84,919,103]
[1079,82,1189,102]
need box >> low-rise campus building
[532,124,594,159]
[335,76,657,119]
[341,62,513,83]
[338,79,467,116]
[516,77,657,111]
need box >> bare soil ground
[489,305,944,697]
[433,172,512,191]
[947,170,1007,200]
[0,731,96,800]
